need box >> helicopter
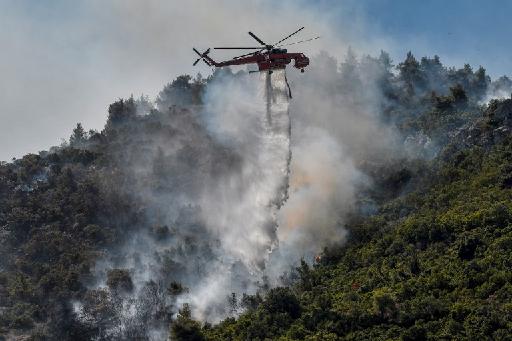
[193,27,319,74]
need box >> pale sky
[1,0,510,161]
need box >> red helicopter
[193,27,318,74]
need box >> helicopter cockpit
[271,48,288,54]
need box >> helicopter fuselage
[206,50,310,72]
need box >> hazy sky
[1,0,510,161]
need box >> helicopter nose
[295,57,309,68]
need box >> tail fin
[193,48,215,66]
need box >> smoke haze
[75,69,297,338]
[11,2,510,339]
[0,0,380,161]
[71,45,410,340]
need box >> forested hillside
[1,51,512,340]
[203,99,512,340]
[200,56,512,340]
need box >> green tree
[69,123,86,146]
[170,304,204,341]
[398,51,425,97]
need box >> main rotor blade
[248,31,266,46]
[276,36,320,47]
[214,47,262,49]
[193,58,201,66]
[274,26,305,46]
[233,49,265,59]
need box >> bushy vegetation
[0,91,211,339]
[199,54,512,340]
[1,51,512,340]
[202,104,512,339]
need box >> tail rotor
[193,48,212,66]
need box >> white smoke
[76,48,405,340]
[270,128,361,273]
[480,76,512,104]
[199,70,290,266]
[182,70,292,319]
[1,0,380,161]
[262,51,401,276]
[76,69,293,335]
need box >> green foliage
[2,303,37,329]
[204,100,512,339]
[107,97,136,126]
[170,304,205,341]
[69,123,87,146]
[156,74,205,109]
[1,51,512,340]
[262,287,301,319]
[106,269,133,292]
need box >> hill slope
[1,52,512,340]
[203,99,512,340]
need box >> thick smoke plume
[481,75,512,103]
[75,69,296,338]
[1,0,373,161]
[197,70,291,272]
[74,47,407,341]
[180,70,293,317]
[267,51,399,272]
